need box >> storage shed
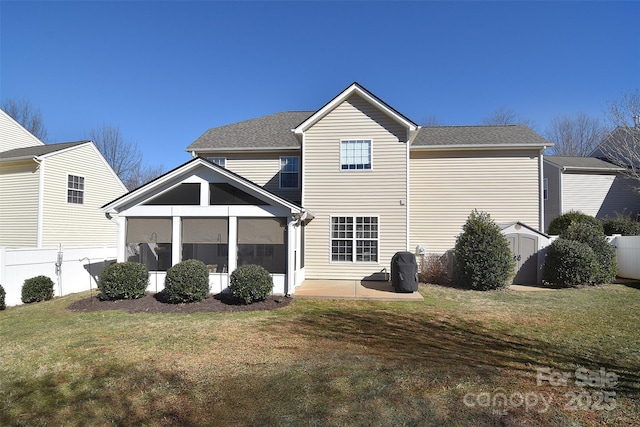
[499,222,553,286]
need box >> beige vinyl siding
[204,151,302,203]
[303,94,409,279]
[0,110,44,151]
[0,161,40,247]
[543,163,561,232]
[410,149,541,253]
[562,173,616,218]
[41,144,126,246]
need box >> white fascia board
[193,146,300,153]
[293,83,417,134]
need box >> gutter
[410,144,548,151]
[187,146,300,154]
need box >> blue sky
[1,1,639,170]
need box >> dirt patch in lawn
[68,292,292,314]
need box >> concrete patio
[294,280,424,301]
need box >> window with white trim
[340,139,371,170]
[543,178,548,201]
[279,156,299,189]
[331,216,378,262]
[207,157,226,168]
[67,175,84,204]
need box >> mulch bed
[68,292,292,314]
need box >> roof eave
[188,146,300,153]
[410,143,549,151]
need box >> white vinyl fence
[611,236,640,280]
[0,246,117,307]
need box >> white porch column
[228,216,237,273]
[117,216,126,262]
[172,216,181,266]
[286,217,296,296]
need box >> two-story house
[0,109,127,248]
[102,83,551,295]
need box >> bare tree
[419,114,443,127]
[545,112,606,156]
[482,107,535,128]
[1,98,48,141]
[598,89,640,193]
[88,123,164,190]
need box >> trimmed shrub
[0,284,5,310]
[548,210,603,235]
[21,275,55,304]
[98,262,148,301]
[229,264,273,304]
[602,213,640,236]
[543,239,599,287]
[454,210,515,290]
[562,221,617,284]
[164,259,210,303]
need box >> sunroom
[101,157,311,296]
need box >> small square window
[207,157,226,168]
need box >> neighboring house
[103,82,552,293]
[0,108,128,248]
[543,156,640,233]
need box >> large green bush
[163,259,210,303]
[602,213,640,236]
[562,222,617,284]
[98,262,149,301]
[229,264,274,304]
[454,210,515,290]
[543,239,599,287]
[0,284,5,310]
[21,276,55,304]
[548,210,603,235]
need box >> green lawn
[1,283,638,426]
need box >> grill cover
[391,251,418,292]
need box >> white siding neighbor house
[543,156,640,233]
[105,82,553,292]
[0,109,128,248]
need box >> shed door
[506,234,538,285]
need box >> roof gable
[102,157,306,214]
[0,108,45,151]
[293,82,417,134]
[411,125,551,150]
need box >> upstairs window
[543,178,548,201]
[207,157,226,168]
[340,139,371,170]
[279,156,299,189]
[67,175,84,204]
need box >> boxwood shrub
[454,210,515,290]
[543,238,599,287]
[21,275,55,304]
[0,284,6,310]
[98,262,148,301]
[548,210,603,235]
[229,264,273,304]
[163,259,210,303]
[602,213,640,236]
[562,221,617,284]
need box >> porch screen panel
[182,218,229,271]
[126,218,172,271]
[237,218,286,273]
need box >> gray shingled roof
[0,141,89,160]
[186,111,314,151]
[545,156,624,171]
[411,125,551,148]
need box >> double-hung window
[67,175,84,204]
[279,156,299,189]
[331,216,378,262]
[340,139,371,170]
[207,157,226,168]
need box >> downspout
[405,129,411,252]
[34,156,45,248]
[539,149,545,233]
